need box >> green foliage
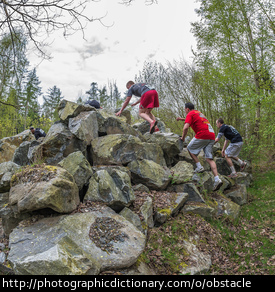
[207,170,275,274]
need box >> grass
[207,170,275,274]
[142,170,275,275]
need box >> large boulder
[33,122,85,165]
[58,99,96,122]
[9,165,79,214]
[0,130,35,163]
[96,110,129,135]
[0,162,20,193]
[8,206,146,275]
[182,202,215,219]
[212,193,240,219]
[192,171,215,193]
[168,183,205,203]
[84,166,135,212]
[144,132,184,167]
[180,239,212,275]
[91,134,166,167]
[103,116,144,140]
[58,151,93,191]
[132,119,167,135]
[12,141,31,166]
[170,161,194,184]
[224,184,248,205]
[128,159,171,190]
[68,111,98,145]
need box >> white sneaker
[194,166,205,173]
[213,179,223,191]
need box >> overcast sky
[28,0,199,104]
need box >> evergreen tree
[98,85,108,107]
[21,68,42,129]
[42,85,63,121]
[86,82,99,100]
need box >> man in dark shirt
[116,81,159,134]
[215,118,247,177]
[30,127,46,140]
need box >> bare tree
[0,0,106,60]
[120,0,157,5]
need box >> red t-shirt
[185,110,215,140]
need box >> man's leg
[188,149,199,163]
[204,140,223,191]
[187,139,204,172]
[139,108,154,124]
[139,108,157,133]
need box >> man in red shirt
[177,102,222,191]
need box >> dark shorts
[139,90,159,109]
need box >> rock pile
[0,99,252,275]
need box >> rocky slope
[0,100,252,275]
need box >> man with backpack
[215,118,247,178]
[30,127,46,140]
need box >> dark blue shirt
[127,83,155,97]
[217,124,242,143]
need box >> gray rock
[145,132,184,167]
[132,184,150,193]
[192,171,215,193]
[9,165,79,214]
[132,119,166,135]
[0,162,20,192]
[12,141,31,166]
[85,166,135,212]
[58,99,96,122]
[170,161,194,184]
[128,159,171,190]
[140,196,154,229]
[32,122,85,165]
[224,184,248,205]
[68,111,98,145]
[154,193,188,225]
[8,207,146,275]
[58,151,93,191]
[212,193,241,219]
[91,134,166,167]
[180,239,212,275]
[120,207,144,234]
[182,202,215,219]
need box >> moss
[10,164,58,187]
[158,208,172,216]
[44,165,58,172]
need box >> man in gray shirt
[116,81,159,134]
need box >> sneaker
[150,120,158,134]
[213,179,223,191]
[194,166,205,173]
[228,172,238,178]
[240,161,247,172]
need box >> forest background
[0,0,274,165]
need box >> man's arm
[221,139,229,157]
[215,132,224,144]
[116,96,132,116]
[176,117,185,121]
[131,97,141,107]
[181,123,190,141]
